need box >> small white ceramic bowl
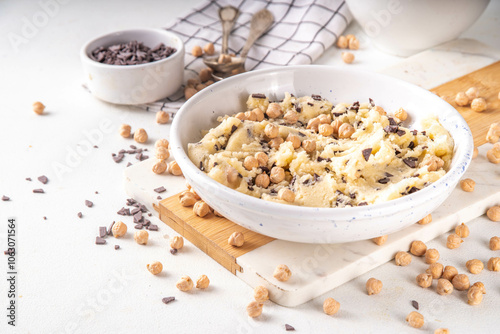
[80,28,184,105]
[171,66,473,244]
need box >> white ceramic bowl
[345,0,490,56]
[81,28,184,105]
[171,66,473,244]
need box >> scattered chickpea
[372,235,388,246]
[269,137,284,149]
[487,143,500,164]
[338,123,355,139]
[193,201,210,217]
[318,114,331,124]
[341,52,355,64]
[133,128,148,143]
[196,275,210,289]
[190,189,201,200]
[235,112,246,121]
[423,155,445,171]
[179,191,197,207]
[302,139,316,153]
[266,103,282,118]
[426,263,444,279]
[307,118,320,132]
[168,161,183,176]
[459,179,475,192]
[255,152,268,166]
[156,146,170,161]
[465,87,480,100]
[273,264,292,282]
[373,105,386,116]
[486,205,500,221]
[112,221,127,238]
[446,233,463,249]
[455,92,469,106]
[119,124,131,138]
[417,214,432,225]
[348,37,359,50]
[199,68,213,82]
[195,83,207,91]
[336,35,348,49]
[203,42,214,55]
[254,286,269,303]
[468,286,484,306]
[243,156,259,171]
[176,275,194,292]
[466,259,484,274]
[134,230,149,245]
[487,257,500,271]
[471,97,487,112]
[416,273,433,288]
[319,123,334,136]
[490,236,500,250]
[152,160,167,174]
[286,134,301,149]
[247,301,263,318]
[155,138,169,149]
[436,278,454,295]
[170,236,184,250]
[184,87,197,100]
[225,166,240,186]
[486,123,500,144]
[455,222,470,238]
[410,240,427,257]
[406,311,424,329]
[323,298,340,315]
[32,101,45,115]
[366,277,383,295]
[425,248,440,264]
[345,34,355,43]
[452,274,470,291]
[147,261,163,275]
[471,281,486,294]
[228,231,245,247]
[270,167,285,183]
[330,119,342,135]
[255,174,270,188]
[187,78,200,87]
[278,188,295,203]
[264,124,279,139]
[442,266,458,281]
[283,110,299,124]
[435,328,450,334]
[472,146,478,159]
[156,111,170,124]
[244,110,257,121]
[191,45,203,57]
[395,251,412,266]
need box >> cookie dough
[188,93,454,208]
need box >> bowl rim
[80,27,184,70]
[171,65,473,216]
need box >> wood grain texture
[431,61,500,147]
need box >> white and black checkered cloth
[140,0,352,112]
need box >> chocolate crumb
[388,117,397,126]
[130,145,137,149]
[77,212,83,218]
[307,102,314,106]
[383,125,398,134]
[2,196,10,201]
[43,216,47,220]
[85,200,93,208]
[114,245,120,250]
[99,226,107,238]
[108,221,115,235]
[251,93,266,99]
[408,186,419,194]
[37,175,48,184]
[396,129,406,136]
[134,224,143,229]
[362,148,372,161]
[358,202,368,206]
[95,237,106,245]
[378,178,390,184]
[162,296,176,304]
[285,324,295,331]
[231,125,238,134]
[385,172,393,177]
[33,189,44,193]
[148,224,158,231]
[403,157,418,168]
[157,196,162,200]
[126,162,132,167]
[408,141,415,150]
[26,177,32,181]
[369,98,375,107]
[170,248,178,255]
[311,94,322,101]
[94,145,98,148]
[154,186,166,193]
[113,154,124,163]
[411,300,419,310]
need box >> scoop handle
[219,6,240,55]
[240,9,274,60]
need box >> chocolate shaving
[411,300,419,310]
[295,105,302,113]
[231,125,238,133]
[148,224,158,231]
[26,177,32,181]
[403,157,418,168]
[134,224,143,229]
[378,177,390,184]
[95,237,106,245]
[307,102,314,106]
[383,125,398,133]
[113,154,124,163]
[285,324,295,331]
[99,226,107,238]
[37,175,48,184]
[85,200,93,208]
[114,245,120,250]
[108,221,115,235]
[362,148,372,161]
[411,130,418,136]
[369,98,375,107]
[154,186,166,193]
[408,186,419,194]
[77,212,83,218]
[251,93,266,99]
[162,297,176,304]
[311,94,322,101]
[385,172,393,177]
[33,189,44,193]
[408,141,415,150]
[396,129,406,136]
[388,117,397,126]
[157,196,162,200]
[170,248,178,255]
[91,41,176,66]
[2,196,10,201]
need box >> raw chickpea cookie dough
[188,93,454,208]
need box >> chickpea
[168,161,183,176]
[255,173,270,188]
[471,97,487,112]
[459,179,475,192]
[466,259,484,274]
[244,156,259,170]
[487,143,500,164]
[254,286,269,303]
[170,236,184,250]
[176,275,193,292]
[266,103,282,118]
[331,119,342,134]
[423,155,444,171]
[338,123,355,139]
[336,35,348,49]
[318,114,332,124]
[446,233,463,249]
[147,261,163,275]
[341,52,355,64]
[156,146,170,161]
[366,277,383,295]
[452,274,470,291]
[244,110,257,121]
[348,37,359,50]
[255,152,268,167]
[273,264,292,282]
[155,138,169,149]
[228,231,245,247]
[465,87,480,100]
[395,107,408,121]
[190,189,201,200]
[133,128,148,143]
[436,278,454,295]
[487,257,500,271]
[187,78,200,87]
[487,205,500,221]
[425,248,440,264]
[345,34,355,42]
[455,92,469,106]
[286,134,301,149]
[112,221,127,238]
[179,191,197,207]
[410,240,427,257]
[394,251,412,266]
[203,42,214,55]
[416,273,433,288]
[417,214,432,225]
[435,328,450,334]
[32,101,45,115]
[486,123,500,144]
[490,236,500,250]
[264,123,279,138]
[269,137,284,150]
[235,112,246,121]
[252,108,265,122]
[191,45,203,57]
[278,188,295,203]
[323,298,340,315]
[134,230,149,245]
[373,105,386,116]
[184,87,197,100]
[372,235,387,246]
[319,123,334,136]
[194,201,210,218]
[218,54,232,64]
[283,110,299,124]
[442,266,458,281]
[307,118,320,132]
[198,68,213,83]
[406,311,424,329]
[196,275,210,289]
[196,84,207,91]
[225,166,240,186]
[302,139,317,154]
[270,167,285,183]
[472,146,478,159]
[468,286,484,306]
[471,281,486,294]
[156,111,170,124]
[119,124,131,138]
[247,301,263,318]
[426,263,444,279]
[455,222,470,238]
[152,160,167,174]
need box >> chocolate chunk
[307,102,314,106]
[231,125,238,133]
[133,211,143,222]
[148,224,158,231]
[131,207,140,215]
[26,177,32,181]
[403,157,418,168]
[408,186,419,194]
[135,153,143,160]
[358,202,368,206]
[369,98,375,107]
[350,101,359,111]
[421,131,426,135]
[378,177,390,184]
[170,248,178,255]
[113,154,124,163]
[411,130,418,136]
[157,196,162,200]
[91,41,176,66]
[295,105,302,113]
[119,149,126,154]
[37,175,48,184]
[385,172,393,177]
[33,189,44,193]
[94,145,98,148]
[388,117,397,126]
[126,198,136,205]
[2,196,10,201]
[43,216,47,220]
[154,186,166,193]
[411,300,419,310]
[298,132,306,137]
[311,94,322,101]
[332,112,345,117]
[108,221,115,235]
[408,141,415,150]
[285,324,295,331]
[114,245,120,250]
[130,145,137,149]
[126,162,132,167]
[85,200,93,208]
[95,237,106,245]
[134,224,143,229]
[99,226,107,238]
[251,93,266,99]
[313,173,320,182]
[396,129,406,136]
[77,212,83,218]
[162,297,176,304]
[362,148,372,161]
[383,125,398,133]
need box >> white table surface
[1,1,499,333]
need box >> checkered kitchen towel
[141,0,352,112]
